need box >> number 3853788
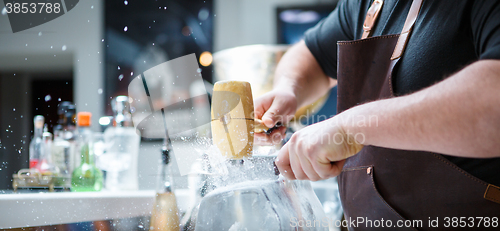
[4,3,61,14]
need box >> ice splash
[186,137,279,190]
[183,137,328,230]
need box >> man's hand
[254,89,297,145]
[253,41,332,145]
[275,117,364,181]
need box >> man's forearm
[343,60,500,158]
[274,41,333,109]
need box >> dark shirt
[305,0,500,186]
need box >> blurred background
[0,0,342,230]
[0,0,337,190]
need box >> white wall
[0,0,104,129]
[0,0,104,189]
[214,0,335,52]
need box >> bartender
[255,0,500,229]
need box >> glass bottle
[71,112,103,192]
[52,128,72,177]
[35,124,58,174]
[150,141,180,231]
[29,115,45,169]
[53,102,77,174]
[102,96,140,190]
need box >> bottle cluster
[27,96,140,192]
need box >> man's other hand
[275,117,363,181]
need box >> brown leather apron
[336,0,500,230]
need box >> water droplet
[164,7,167,9]
[12,108,15,111]
[25,44,28,46]
[97,88,103,94]
[131,72,134,76]
[58,98,61,101]
[198,8,210,21]
[44,95,51,102]
[118,74,124,81]
[102,39,105,42]
[91,5,94,9]
[124,0,128,5]
[50,46,53,49]
[62,45,67,51]
[1,7,7,15]
[38,32,42,36]
[197,68,202,73]
[117,66,121,70]
[123,26,128,32]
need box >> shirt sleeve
[304,0,355,79]
[471,1,500,60]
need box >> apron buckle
[484,184,500,204]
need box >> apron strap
[391,0,424,60]
[361,0,384,39]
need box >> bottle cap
[34,115,44,129]
[111,95,132,126]
[43,124,53,140]
[77,112,92,127]
[67,110,76,126]
[57,101,74,115]
[111,96,129,113]
[161,145,170,165]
